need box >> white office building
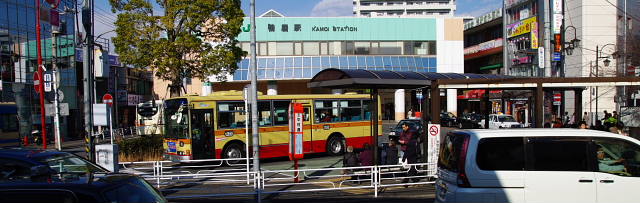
[353,0,456,17]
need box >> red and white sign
[289,103,304,160]
[554,93,562,102]
[33,73,41,92]
[103,94,113,106]
[427,124,441,168]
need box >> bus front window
[165,99,190,139]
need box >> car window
[438,133,468,172]
[0,158,32,181]
[104,177,166,203]
[528,137,590,171]
[36,154,106,174]
[593,138,640,177]
[476,137,525,171]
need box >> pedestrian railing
[119,159,437,200]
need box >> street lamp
[563,26,581,56]
[594,43,616,123]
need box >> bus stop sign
[289,103,304,160]
[103,94,113,106]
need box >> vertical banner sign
[553,0,563,34]
[289,103,304,160]
[427,124,440,172]
[538,48,545,68]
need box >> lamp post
[594,43,616,123]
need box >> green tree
[108,0,245,96]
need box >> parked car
[435,129,640,203]
[388,119,424,141]
[440,112,458,127]
[0,149,167,203]
[478,114,523,129]
[456,113,483,129]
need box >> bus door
[302,105,314,153]
[190,109,215,159]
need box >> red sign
[33,73,41,93]
[554,93,562,102]
[103,94,113,106]
[429,125,439,137]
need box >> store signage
[553,14,563,34]
[553,52,562,61]
[553,0,563,13]
[127,94,143,106]
[507,17,538,38]
[464,38,503,55]
[531,20,539,49]
[464,9,503,30]
[513,56,532,65]
[538,48,545,68]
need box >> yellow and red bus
[162,91,381,161]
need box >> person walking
[584,112,591,127]
[343,146,359,180]
[399,123,419,185]
[385,140,399,165]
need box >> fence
[118,158,437,200]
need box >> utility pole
[35,0,48,149]
[82,0,95,161]
[250,0,261,202]
[52,25,62,151]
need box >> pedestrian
[578,121,588,129]
[385,140,399,165]
[399,123,419,184]
[407,108,413,119]
[343,146,359,180]
[359,143,374,166]
[583,112,591,126]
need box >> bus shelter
[308,68,640,163]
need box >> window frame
[216,101,247,129]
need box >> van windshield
[438,133,468,172]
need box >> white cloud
[310,0,353,17]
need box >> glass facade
[233,56,437,81]
[0,0,77,140]
[240,41,437,56]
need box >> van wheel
[326,136,345,156]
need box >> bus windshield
[164,99,189,139]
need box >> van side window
[438,133,468,172]
[476,137,525,171]
[528,138,590,171]
[593,138,640,177]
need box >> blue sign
[553,52,562,61]
[168,142,177,153]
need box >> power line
[604,0,640,22]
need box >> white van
[435,129,640,203]
[479,114,523,129]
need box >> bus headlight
[179,141,185,147]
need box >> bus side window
[273,101,290,126]
[303,108,310,122]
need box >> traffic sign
[429,125,440,137]
[103,94,113,106]
[554,93,562,102]
[44,73,52,82]
[33,73,40,92]
[44,82,52,92]
[57,90,64,102]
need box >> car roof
[452,129,627,139]
[0,173,139,189]
[0,149,69,163]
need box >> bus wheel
[223,142,246,164]
[326,135,345,156]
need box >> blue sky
[240,0,502,17]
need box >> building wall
[353,0,456,17]
[563,0,619,119]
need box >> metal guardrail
[118,159,437,200]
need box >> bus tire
[222,142,246,163]
[326,134,345,156]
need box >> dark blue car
[0,149,167,203]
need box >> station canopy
[308,68,513,89]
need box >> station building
[154,11,464,121]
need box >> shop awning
[479,63,502,71]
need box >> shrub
[118,135,163,162]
